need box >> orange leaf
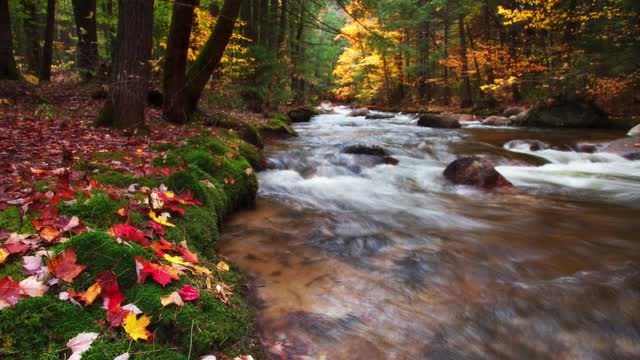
[40,226,60,243]
[48,248,87,283]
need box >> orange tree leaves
[47,248,87,283]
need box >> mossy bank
[0,119,296,359]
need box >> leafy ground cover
[0,84,287,359]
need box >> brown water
[219,107,640,359]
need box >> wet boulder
[365,114,394,120]
[628,124,640,136]
[482,115,512,126]
[443,157,513,189]
[598,136,640,158]
[341,144,389,157]
[457,114,478,122]
[502,106,527,117]
[348,107,370,117]
[288,107,315,123]
[417,112,461,129]
[517,96,609,128]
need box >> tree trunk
[21,0,40,74]
[72,0,99,80]
[458,15,473,108]
[277,0,287,52]
[292,2,306,105]
[102,0,115,57]
[39,0,56,81]
[442,3,451,106]
[96,0,154,129]
[0,0,20,80]
[163,0,199,124]
[183,0,242,115]
[418,20,431,102]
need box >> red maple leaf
[134,256,179,287]
[47,248,87,283]
[97,271,125,308]
[109,224,150,246]
[178,285,200,301]
[0,276,23,309]
[146,220,165,236]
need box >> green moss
[149,142,176,152]
[92,151,128,162]
[34,179,52,192]
[237,141,265,171]
[0,260,27,281]
[128,283,254,357]
[165,206,218,255]
[62,231,148,289]
[0,207,22,232]
[59,193,121,230]
[83,337,186,360]
[0,297,101,359]
[94,170,134,188]
[258,117,297,137]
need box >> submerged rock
[365,114,394,120]
[417,112,461,129]
[288,107,315,123]
[504,139,551,152]
[342,144,389,157]
[599,136,640,158]
[348,108,370,117]
[517,96,609,128]
[443,157,513,189]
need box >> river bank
[0,85,301,359]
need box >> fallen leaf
[97,271,125,309]
[110,224,150,246]
[177,241,198,263]
[163,254,189,266]
[121,303,143,315]
[149,211,175,227]
[62,216,81,232]
[160,291,184,307]
[67,332,99,360]
[135,256,179,286]
[19,275,49,297]
[123,312,152,341]
[178,285,200,301]
[0,248,8,264]
[216,261,230,272]
[114,353,130,360]
[47,248,87,283]
[40,226,60,243]
[0,276,23,309]
[83,282,102,305]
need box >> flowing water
[219,107,640,360]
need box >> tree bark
[96,0,154,129]
[39,0,56,81]
[72,0,99,80]
[183,0,242,115]
[0,0,20,80]
[163,0,199,124]
[458,15,473,108]
[20,0,40,74]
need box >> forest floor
[0,80,284,359]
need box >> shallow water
[219,107,640,359]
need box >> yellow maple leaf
[148,211,175,227]
[192,265,212,276]
[216,261,230,272]
[123,312,152,341]
[163,254,189,266]
[0,248,9,264]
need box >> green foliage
[0,207,23,233]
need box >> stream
[219,106,640,359]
